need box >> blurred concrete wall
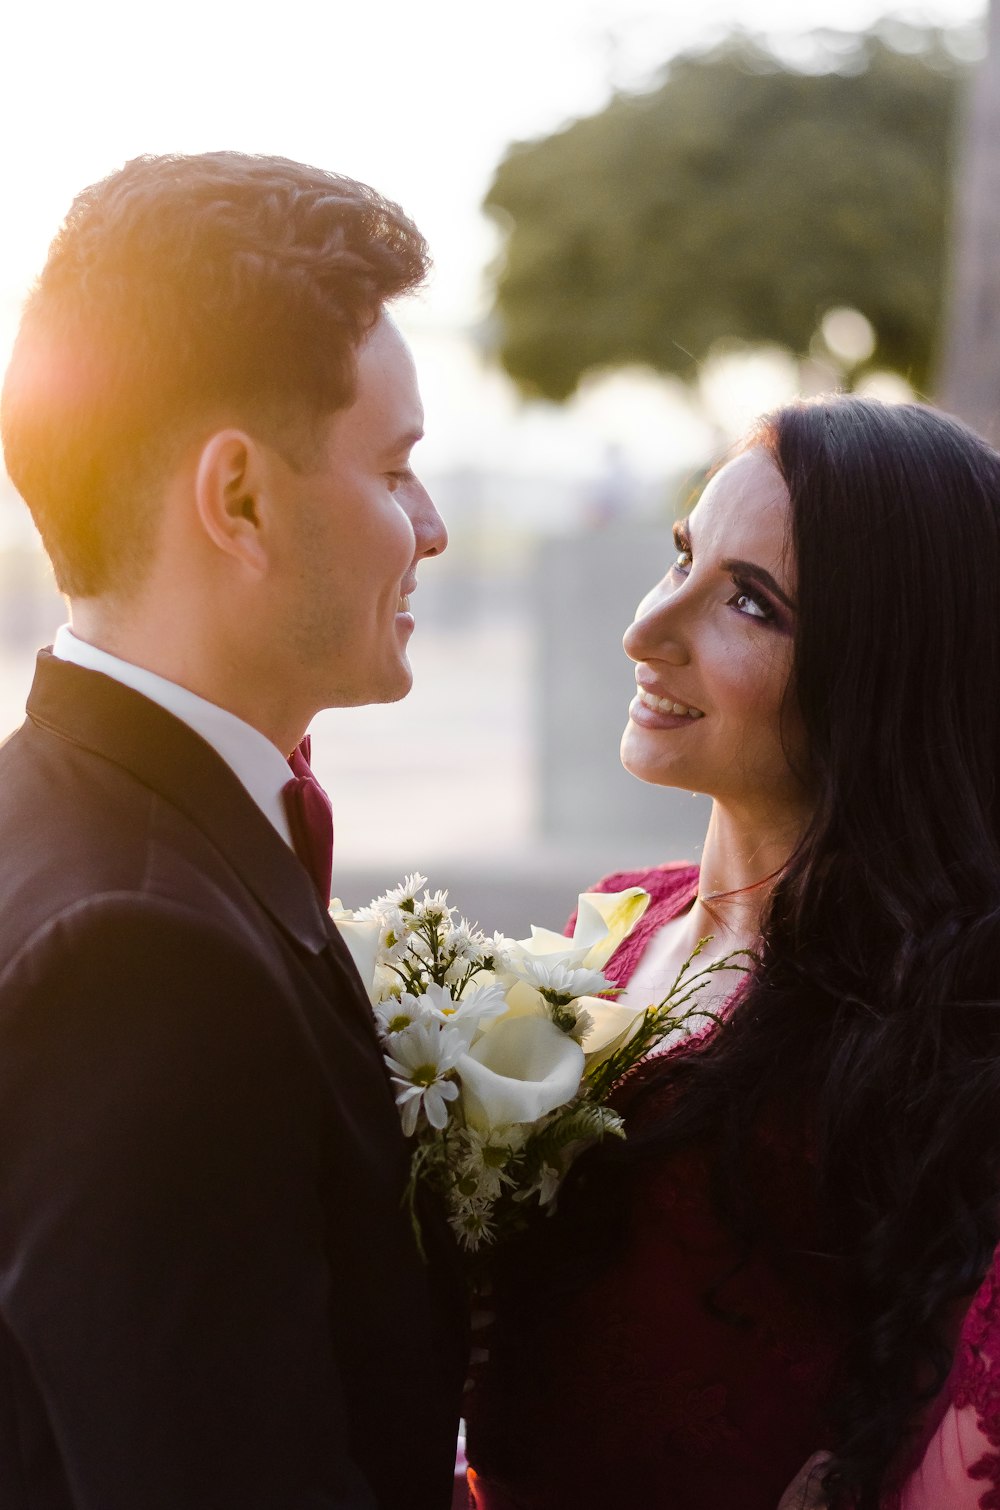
[535,524,711,860]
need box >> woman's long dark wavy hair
[729,397,1000,1505]
[570,397,1000,1507]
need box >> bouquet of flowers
[332,875,742,1255]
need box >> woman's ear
[192,429,270,575]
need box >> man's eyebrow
[722,558,797,612]
[384,427,424,457]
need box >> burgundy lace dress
[890,1260,1000,1509]
[463,863,1000,1510]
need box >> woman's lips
[629,688,704,730]
[632,676,704,718]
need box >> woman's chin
[620,721,696,790]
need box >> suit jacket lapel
[26,651,340,960]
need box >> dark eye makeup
[669,520,792,630]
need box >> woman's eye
[728,582,772,621]
[671,548,692,573]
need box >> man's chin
[381,657,413,704]
[380,677,412,705]
[318,658,413,710]
[355,663,414,707]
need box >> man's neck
[66,604,308,756]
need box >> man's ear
[193,429,270,574]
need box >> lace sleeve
[893,1255,1000,1509]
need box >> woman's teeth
[638,689,703,719]
[398,594,410,612]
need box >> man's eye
[386,468,413,491]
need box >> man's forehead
[345,315,424,438]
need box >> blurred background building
[0,0,995,933]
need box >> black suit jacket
[0,652,467,1509]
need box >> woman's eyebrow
[674,520,795,612]
[722,558,797,613]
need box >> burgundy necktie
[282,734,334,907]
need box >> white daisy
[407,932,435,965]
[456,1127,521,1202]
[515,955,610,1004]
[371,962,405,1005]
[548,1000,595,1043]
[446,917,490,964]
[450,1197,496,1252]
[444,957,472,989]
[519,1162,562,1207]
[380,873,429,909]
[373,991,435,1038]
[354,900,412,951]
[384,1020,464,1136]
[412,981,463,1019]
[377,906,411,961]
[487,932,513,970]
[570,1005,595,1043]
[420,979,509,1042]
[415,888,454,927]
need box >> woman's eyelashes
[668,536,783,628]
[669,525,692,575]
[726,577,775,623]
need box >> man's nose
[408,478,448,559]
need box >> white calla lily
[507,887,650,976]
[574,994,648,1058]
[456,1016,585,1132]
[510,925,591,968]
[571,888,651,969]
[489,976,549,1023]
[330,911,382,1002]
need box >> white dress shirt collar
[52,625,294,847]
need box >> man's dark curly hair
[0,151,430,597]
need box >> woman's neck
[684,800,807,950]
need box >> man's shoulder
[0,717,271,971]
[0,888,283,1008]
[1,708,155,829]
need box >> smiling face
[264,314,447,711]
[621,446,810,823]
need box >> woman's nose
[623,583,690,666]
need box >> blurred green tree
[483,30,966,401]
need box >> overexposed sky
[1,0,985,307]
[0,0,987,484]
